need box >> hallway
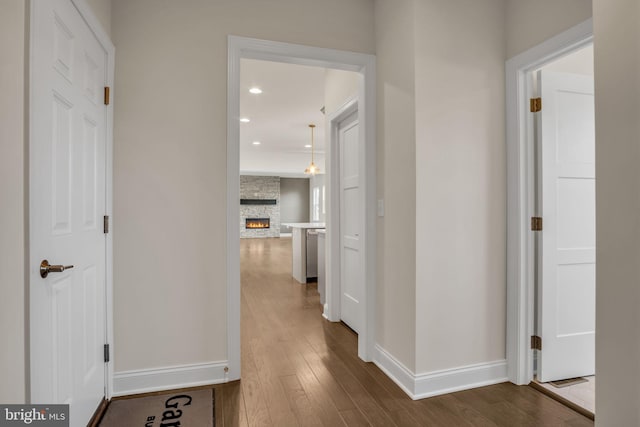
[212,237,594,426]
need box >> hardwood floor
[212,237,593,426]
[101,237,593,426]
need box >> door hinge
[104,344,110,363]
[104,86,110,106]
[103,215,110,234]
[531,216,543,231]
[531,335,542,351]
[530,97,542,113]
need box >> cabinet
[283,222,325,283]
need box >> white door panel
[31,0,108,424]
[538,70,595,382]
[339,112,362,333]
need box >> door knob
[40,260,74,278]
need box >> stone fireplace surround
[240,175,280,238]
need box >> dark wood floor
[101,237,593,426]
[211,237,593,426]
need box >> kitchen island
[281,222,325,283]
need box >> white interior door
[30,0,108,424]
[537,70,595,382]
[339,112,362,333]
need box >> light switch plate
[377,199,384,217]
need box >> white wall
[280,178,310,233]
[374,0,417,371]
[506,0,592,58]
[373,0,506,381]
[593,0,640,424]
[111,0,375,373]
[111,0,509,385]
[324,69,359,115]
[9,0,634,410]
[414,0,507,373]
[85,0,111,37]
[0,0,26,404]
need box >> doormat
[549,377,588,388]
[99,389,214,427]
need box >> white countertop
[282,222,326,229]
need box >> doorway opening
[238,57,327,307]
[505,18,594,418]
[226,37,376,380]
[530,44,595,416]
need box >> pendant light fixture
[304,123,320,175]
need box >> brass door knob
[40,260,74,278]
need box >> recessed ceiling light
[304,144,312,148]
[252,141,261,145]
[240,117,250,123]
[249,87,262,94]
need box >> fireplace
[246,218,270,229]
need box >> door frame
[28,0,115,399]
[226,37,376,379]
[324,96,358,325]
[505,19,592,385]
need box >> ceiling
[240,59,326,177]
[238,46,593,179]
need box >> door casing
[324,97,359,327]
[28,0,115,400]
[505,19,592,385]
[226,37,376,378]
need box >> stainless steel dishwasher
[306,229,318,280]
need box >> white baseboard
[372,345,416,397]
[113,361,229,397]
[373,345,508,400]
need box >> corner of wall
[373,345,508,400]
[373,0,417,373]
